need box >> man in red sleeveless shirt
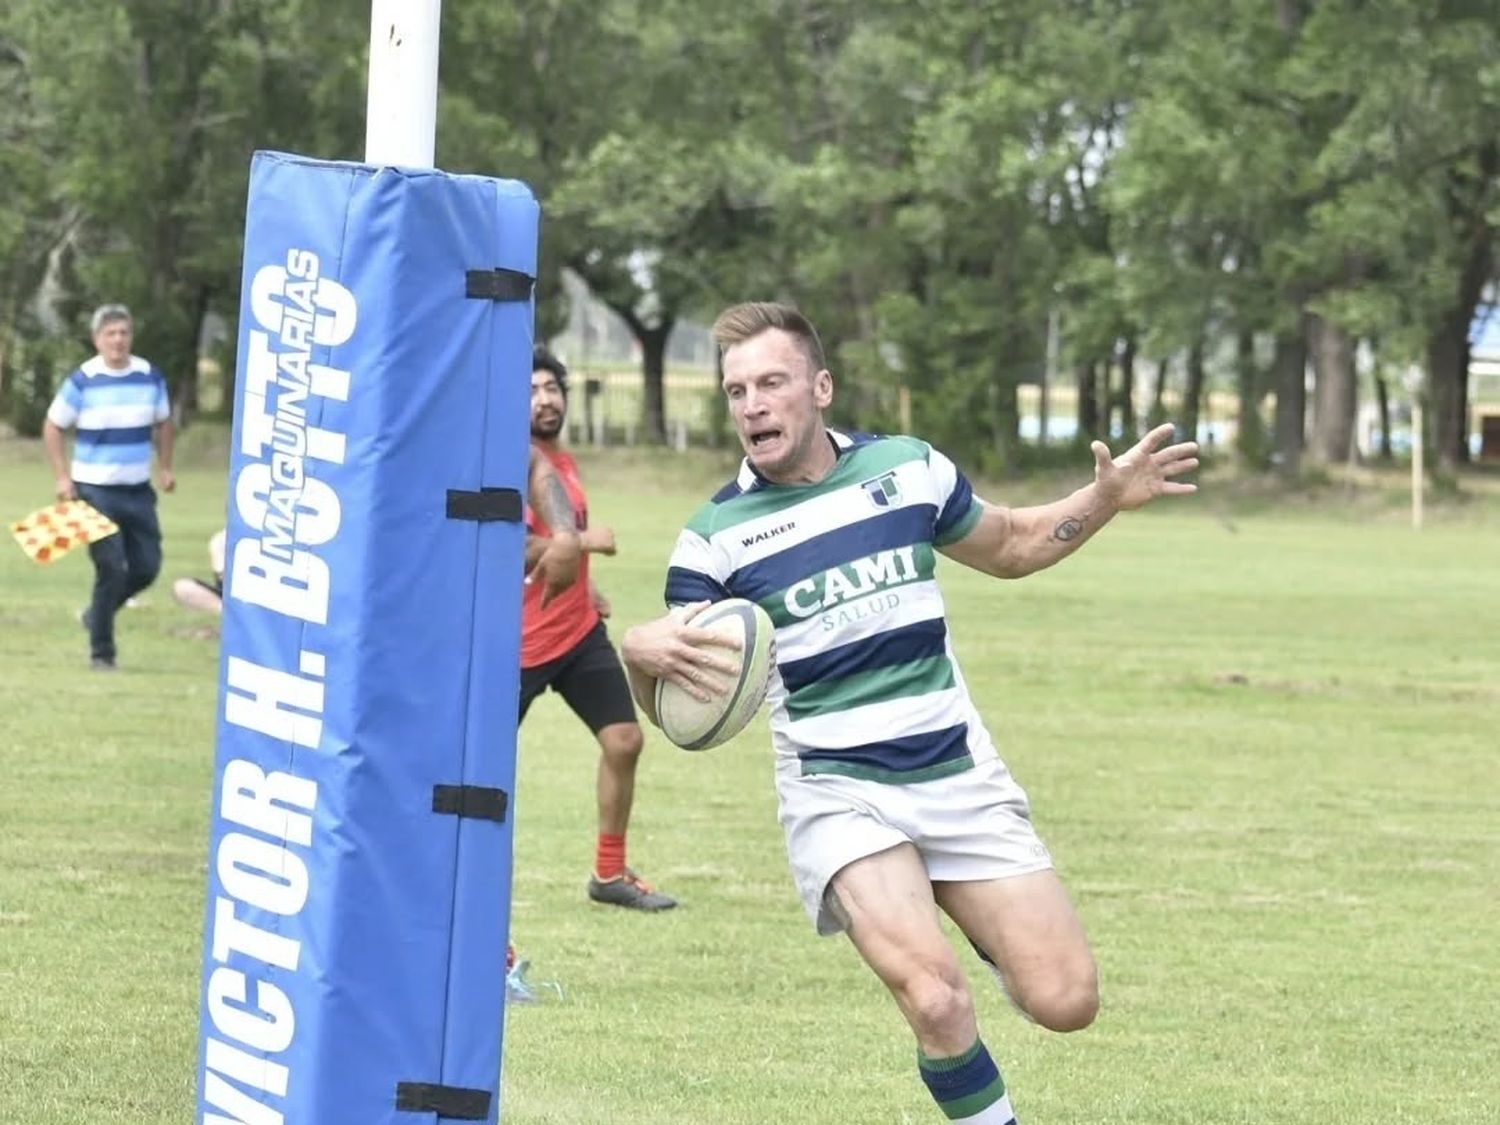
[518,346,676,911]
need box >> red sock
[595,833,626,881]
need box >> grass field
[1,429,1497,1125]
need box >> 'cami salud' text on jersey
[665,431,1002,785]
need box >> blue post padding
[196,151,537,1124]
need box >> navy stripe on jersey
[664,565,731,606]
[935,470,975,540]
[779,617,947,694]
[76,425,153,445]
[800,722,970,778]
[711,479,746,503]
[727,503,936,604]
[71,369,160,391]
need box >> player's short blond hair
[711,302,826,374]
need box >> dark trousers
[75,482,162,661]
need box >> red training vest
[521,444,598,668]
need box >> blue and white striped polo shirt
[46,355,170,486]
[665,430,999,785]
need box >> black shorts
[518,620,637,734]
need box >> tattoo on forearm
[1052,514,1088,543]
[537,472,577,533]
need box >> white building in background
[1471,300,1500,461]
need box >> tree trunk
[1277,0,1306,35]
[1040,309,1058,447]
[172,285,212,427]
[1272,320,1308,477]
[990,373,1020,469]
[1309,313,1357,464]
[600,293,675,446]
[1234,326,1266,467]
[1425,321,1469,471]
[1076,361,1099,439]
[1426,242,1492,470]
[1373,371,1392,461]
[1425,141,1496,469]
[1116,335,1137,438]
[1182,339,1206,447]
[1147,358,1169,428]
[637,317,674,445]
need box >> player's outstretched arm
[621,602,743,727]
[940,423,1198,580]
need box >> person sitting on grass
[172,528,226,615]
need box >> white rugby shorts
[775,756,1054,935]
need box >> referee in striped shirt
[43,304,176,669]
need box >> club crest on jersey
[862,471,901,509]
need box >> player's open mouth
[749,429,782,449]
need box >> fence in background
[564,368,725,449]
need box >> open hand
[1092,423,1199,512]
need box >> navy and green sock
[918,1039,1016,1123]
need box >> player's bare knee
[599,723,644,762]
[1026,972,1098,1032]
[898,966,974,1042]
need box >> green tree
[442,0,782,443]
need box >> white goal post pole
[365,0,443,168]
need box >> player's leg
[593,721,642,838]
[780,769,1017,1122]
[832,846,1018,1123]
[935,871,1098,1033]
[76,484,129,666]
[515,659,552,726]
[918,760,1098,1033]
[117,485,163,601]
[172,577,223,614]
[553,624,675,910]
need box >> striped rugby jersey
[665,430,998,784]
[46,355,170,486]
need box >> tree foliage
[1,0,1495,470]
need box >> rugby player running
[621,302,1198,1123]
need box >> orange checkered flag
[9,499,119,564]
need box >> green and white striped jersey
[664,430,997,783]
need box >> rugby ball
[655,599,775,751]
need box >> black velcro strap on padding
[432,784,509,823]
[395,1081,491,1119]
[465,268,534,302]
[446,487,522,523]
